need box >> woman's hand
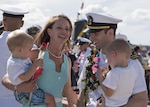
[17,79,37,93]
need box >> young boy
[6,29,56,107]
[99,39,138,107]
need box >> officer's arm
[121,91,148,107]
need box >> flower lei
[77,51,86,68]
[82,49,100,105]
[32,42,47,80]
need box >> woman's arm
[62,57,78,105]
[2,72,37,93]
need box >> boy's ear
[17,47,22,52]
[111,51,117,57]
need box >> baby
[6,29,56,107]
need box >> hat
[0,6,29,18]
[78,37,91,45]
[84,12,122,33]
[26,24,42,35]
[116,33,128,41]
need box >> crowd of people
[0,5,149,107]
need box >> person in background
[90,43,96,50]
[26,24,42,50]
[76,37,91,77]
[26,24,42,40]
[79,12,147,107]
[0,6,29,107]
[147,51,150,66]
[67,54,80,107]
[145,51,150,99]
[68,54,79,94]
[63,43,79,94]
[2,14,78,107]
[6,29,56,107]
[99,39,138,107]
[133,46,144,65]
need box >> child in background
[69,54,79,94]
[6,29,56,107]
[99,39,138,107]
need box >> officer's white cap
[84,12,122,33]
[0,6,29,18]
[78,37,91,45]
[87,12,122,24]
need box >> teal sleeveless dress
[23,50,68,107]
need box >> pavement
[62,98,150,107]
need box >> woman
[2,14,77,107]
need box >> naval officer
[77,12,147,107]
[0,6,28,107]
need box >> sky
[0,0,150,45]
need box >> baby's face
[20,42,33,59]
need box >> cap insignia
[87,16,93,25]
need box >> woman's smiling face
[48,17,71,45]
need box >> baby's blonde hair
[107,39,131,58]
[6,29,33,52]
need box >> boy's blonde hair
[107,39,131,58]
[6,29,33,52]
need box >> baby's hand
[98,68,109,83]
[32,58,43,68]
[101,68,109,78]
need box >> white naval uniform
[77,47,91,76]
[78,51,107,107]
[0,31,22,107]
